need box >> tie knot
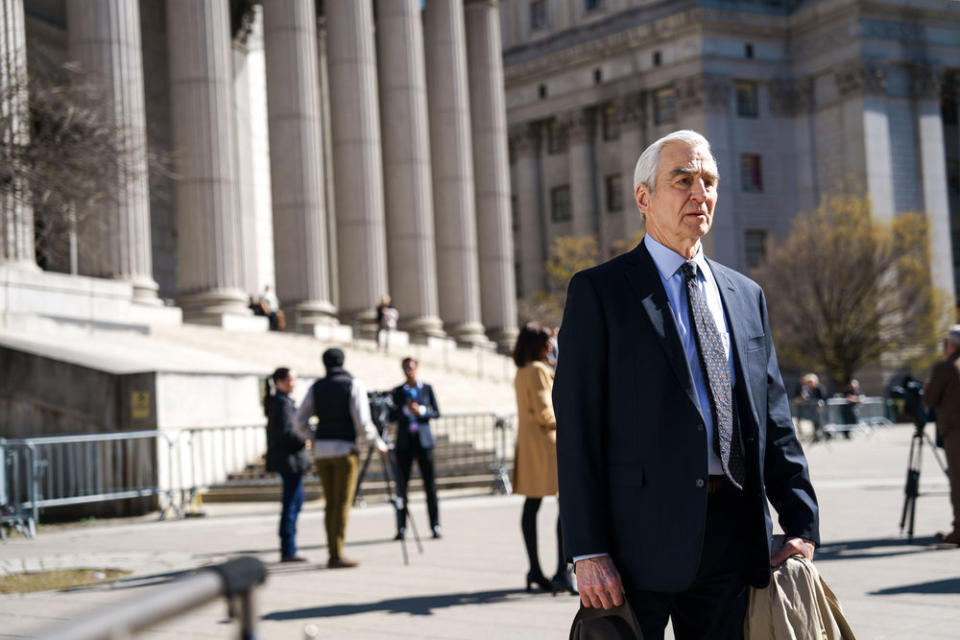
[682,261,698,281]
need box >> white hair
[947,325,960,347]
[632,129,715,196]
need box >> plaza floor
[1,424,958,638]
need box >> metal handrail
[31,556,266,640]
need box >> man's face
[403,360,418,379]
[636,141,719,257]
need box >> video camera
[367,390,395,436]
[888,377,927,430]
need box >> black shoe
[394,529,406,541]
[432,525,442,539]
[550,570,579,596]
[525,570,557,595]
[280,555,308,563]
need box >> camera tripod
[899,419,949,540]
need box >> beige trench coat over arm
[512,361,559,498]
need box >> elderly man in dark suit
[555,130,820,639]
[390,357,442,539]
[924,325,960,546]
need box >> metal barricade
[793,397,891,441]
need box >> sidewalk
[0,424,957,638]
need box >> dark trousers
[278,470,305,559]
[625,483,749,640]
[395,438,439,531]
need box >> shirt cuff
[418,405,427,416]
[572,552,609,564]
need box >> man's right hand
[575,555,624,609]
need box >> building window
[594,68,603,84]
[538,84,548,99]
[585,0,603,12]
[551,185,571,222]
[601,104,619,141]
[547,119,567,154]
[530,0,547,30]
[605,174,623,212]
[745,43,754,59]
[652,51,662,67]
[735,81,759,118]
[744,230,768,268]
[654,87,676,125]
[740,154,763,192]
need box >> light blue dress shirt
[644,233,734,476]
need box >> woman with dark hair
[512,323,577,595]
[264,367,311,562]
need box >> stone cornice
[834,59,888,98]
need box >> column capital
[563,109,594,144]
[614,92,645,128]
[835,59,888,98]
[509,123,541,155]
[675,74,730,113]
[769,77,815,116]
[910,63,943,100]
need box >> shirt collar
[643,234,710,281]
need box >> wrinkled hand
[771,536,815,567]
[575,555,624,610]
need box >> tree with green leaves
[750,191,951,387]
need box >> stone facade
[501,0,960,311]
[7,0,518,350]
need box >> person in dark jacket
[264,367,311,563]
[389,357,442,539]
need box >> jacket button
[696,478,705,488]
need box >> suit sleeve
[758,288,821,545]
[554,272,612,559]
[421,385,440,420]
[388,387,403,423]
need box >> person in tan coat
[512,322,576,595]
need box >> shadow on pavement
[814,536,955,562]
[195,536,400,558]
[262,588,533,619]
[871,578,960,595]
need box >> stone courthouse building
[502,0,960,310]
[1,0,518,350]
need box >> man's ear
[635,184,649,214]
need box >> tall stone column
[0,0,35,269]
[166,0,251,321]
[567,109,596,238]
[316,18,338,309]
[375,0,444,341]
[465,0,517,350]
[617,93,646,241]
[913,65,956,309]
[262,0,337,329]
[510,124,546,300]
[326,0,389,327]
[67,0,158,302]
[424,0,488,346]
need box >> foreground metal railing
[31,556,266,640]
[1,411,516,537]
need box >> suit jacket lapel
[710,261,762,430]
[623,242,699,411]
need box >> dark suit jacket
[554,241,819,592]
[389,383,440,449]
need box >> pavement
[1,424,958,639]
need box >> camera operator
[923,326,960,546]
[297,348,388,568]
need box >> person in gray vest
[297,348,386,568]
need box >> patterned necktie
[681,261,744,489]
